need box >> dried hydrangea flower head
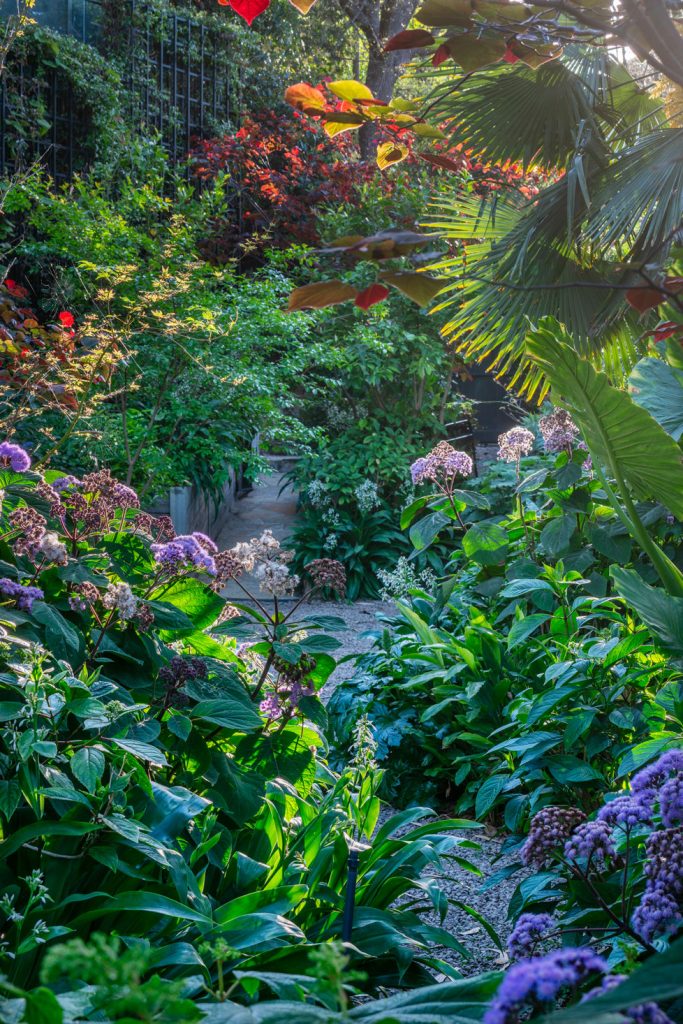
[539,407,580,454]
[305,558,346,596]
[102,582,138,621]
[0,440,31,473]
[410,441,473,487]
[497,426,535,463]
[521,805,586,868]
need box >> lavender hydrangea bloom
[539,408,580,454]
[52,475,82,492]
[564,820,616,866]
[151,534,217,576]
[484,948,608,1024]
[507,913,555,959]
[0,440,31,473]
[521,806,586,868]
[582,975,675,1024]
[598,795,652,829]
[497,427,535,463]
[632,827,683,941]
[410,442,473,487]
[0,578,44,611]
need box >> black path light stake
[342,842,361,943]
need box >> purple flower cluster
[0,577,44,611]
[631,750,683,813]
[632,827,683,942]
[582,974,674,1024]
[661,774,683,828]
[410,441,473,486]
[151,533,217,576]
[564,820,616,866]
[539,408,580,454]
[0,440,31,473]
[598,795,652,830]
[507,912,555,960]
[484,948,608,1024]
[497,426,535,463]
[521,805,586,868]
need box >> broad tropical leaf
[526,318,683,519]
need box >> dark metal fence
[0,0,238,183]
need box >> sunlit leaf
[416,0,474,27]
[355,283,390,309]
[384,28,435,51]
[381,272,444,306]
[287,280,358,311]
[327,80,376,102]
[377,141,409,169]
[445,33,507,71]
[287,0,317,12]
[284,82,327,114]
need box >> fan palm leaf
[425,125,683,398]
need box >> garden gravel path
[217,472,517,975]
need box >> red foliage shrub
[191,109,375,264]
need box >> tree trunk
[338,0,419,159]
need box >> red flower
[58,311,75,328]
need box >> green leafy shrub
[0,439,484,1002]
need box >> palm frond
[418,48,664,171]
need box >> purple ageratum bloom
[0,440,31,473]
[598,795,652,830]
[52,475,82,492]
[192,532,218,554]
[151,534,217,576]
[660,774,683,828]
[507,913,555,960]
[632,827,683,942]
[564,820,616,866]
[483,948,608,1024]
[410,457,431,485]
[0,577,44,611]
[631,749,683,812]
[521,806,586,868]
[582,975,675,1024]
[539,408,580,454]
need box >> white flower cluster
[229,530,299,597]
[355,479,381,513]
[376,556,436,601]
[37,532,68,564]
[307,480,331,509]
[103,581,138,621]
